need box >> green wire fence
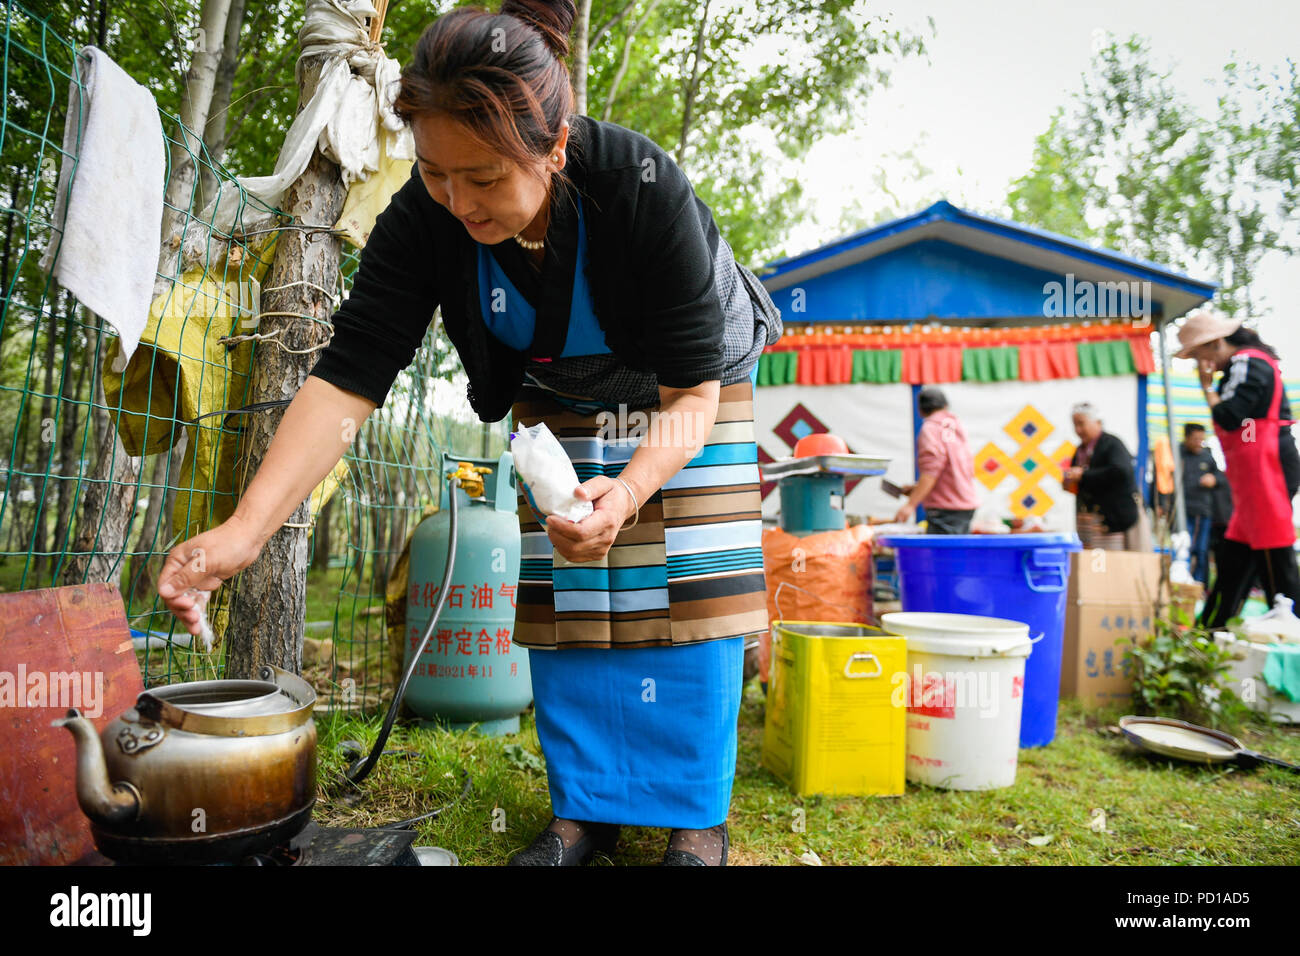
[0,2,504,710]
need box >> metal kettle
[55,664,318,864]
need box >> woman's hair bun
[500,0,575,59]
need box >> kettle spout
[52,708,141,826]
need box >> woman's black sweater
[309,114,740,422]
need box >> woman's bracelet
[613,475,639,529]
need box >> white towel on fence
[40,46,164,363]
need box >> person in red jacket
[1177,310,1300,628]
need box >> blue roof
[758,200,1217,323]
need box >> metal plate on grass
[1119,716,1241,764]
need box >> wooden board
[0,583,144,865]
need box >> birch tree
[156,0,232,286]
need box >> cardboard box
[1061,550,1163,707]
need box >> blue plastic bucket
[876,533,1081,747]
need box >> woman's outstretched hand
[545,475,638,563]
[157,517,263,635]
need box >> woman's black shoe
[661,822,728,866]
[507,818,621,866]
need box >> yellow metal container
[761,621,907,796]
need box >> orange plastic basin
[793,433,849,458]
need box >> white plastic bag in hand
[510,423,594,522]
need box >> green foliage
[1120,611,1249,730]
[35,1,928,269]
[586,0,929,264]
[1008,33,1300,316]
[502,741,544,772]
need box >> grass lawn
[314,683,1300,866]
[7,557,1296,863]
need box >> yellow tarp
[104,236,348,549]
[334,129,414,248]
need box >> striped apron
[510,381,767,826]
[512,380,769,649]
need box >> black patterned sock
[668,824,726,865]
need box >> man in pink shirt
[895,387,980,534]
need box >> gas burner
[225,824,433,867]
[85,823,458,867]
[291,824,420,866]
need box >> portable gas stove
[77,823,458,867]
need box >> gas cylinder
[403,451,530,735]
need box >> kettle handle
[135,691,194,731]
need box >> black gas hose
[338,474,463,790]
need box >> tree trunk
[125,450,170,605]
[383,389,423,579]
[222,5,298,154]
[0,175,23,364]
[349,489,364,576]
[3,412,31,559]
[53,298,89,567]
[385,496,408,581]
[370,480,389,597]
[311,494,334,572]
[601,0,665,122]
[60,350,139,588]
[117,426,187,603]
[156,0,233,286]
[157,427,187,548]
[572,0,592,115]
[198,0,247,209]
[96,0,109,48]
[31,306,59,580]
[223,51,348,680]
[356,426,390,595]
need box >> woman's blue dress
[476,196,746,828]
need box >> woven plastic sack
[760,524,874,683]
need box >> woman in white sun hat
[1176,309,1300,627]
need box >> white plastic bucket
[880,612,1034,791]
